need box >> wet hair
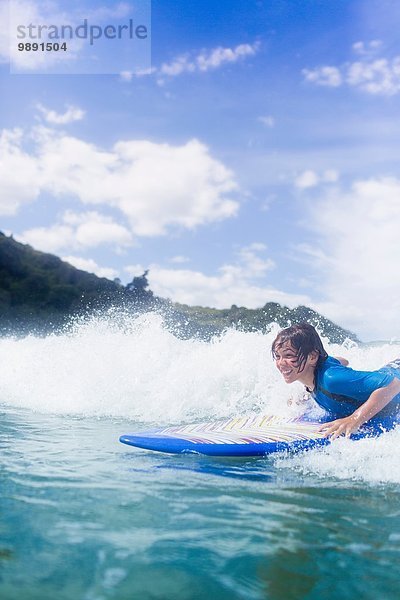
[271,322,328,373]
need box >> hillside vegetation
[0,231,359,343]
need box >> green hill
[174,302,358,344]
[0,231,124,333]
[0,231,359,343]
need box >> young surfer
[272,322,400,439]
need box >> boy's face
[274,341,301,383]
[274,341,318,385]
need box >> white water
[1,310,399,485]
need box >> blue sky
[1,0,400,340]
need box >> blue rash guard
[310,356,400,424]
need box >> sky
[1,0,400,341]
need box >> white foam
[275,427,400,485]
[0,312,293,422]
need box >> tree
[125,270,153,299]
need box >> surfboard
[119,414,333,456]
[119,413,393,456]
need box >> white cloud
[235,243,274,277]
[293,243,333,270]
[36,103,85,124]
[294,169,338,189]
[144,243,309,309]
[118,41,258,83]
[0,128,42,215]
[111,138,239,235]
[352,40,382,56]
[346,58,400,96]
[196,43,259,71]
[159,42,259,79]
[19,211,134,254]
[124,263,146,278]
[63,211,133,248]
[160,53,196,77]
[0,124,240,235]
[258,115,275,128]
[119,67,156,81]
[20,224,75,254]
[119,70,134,82]
[303,44,400,96]
[295,170,320,189]
[323,169,339,183]
[303,66,342,87]
[148,267,308,308]
[169,255,190,264]
[62,255,119,280]
[299,177,400,340]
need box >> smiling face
[273,341,319,389]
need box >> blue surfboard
[120,414,364,456]
[119,413,393,456]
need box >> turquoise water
[1,314,400,599]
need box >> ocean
[1,312,399,599]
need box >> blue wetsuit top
[310,356,400,421]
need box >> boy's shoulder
[319,356,351,391]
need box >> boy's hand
[318,415,362,439]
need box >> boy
[272,323,400,438]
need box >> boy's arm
[319,377,400,439]
[335,356,349,367]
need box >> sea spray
[275,427,400,485]
[0,311,296,422]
